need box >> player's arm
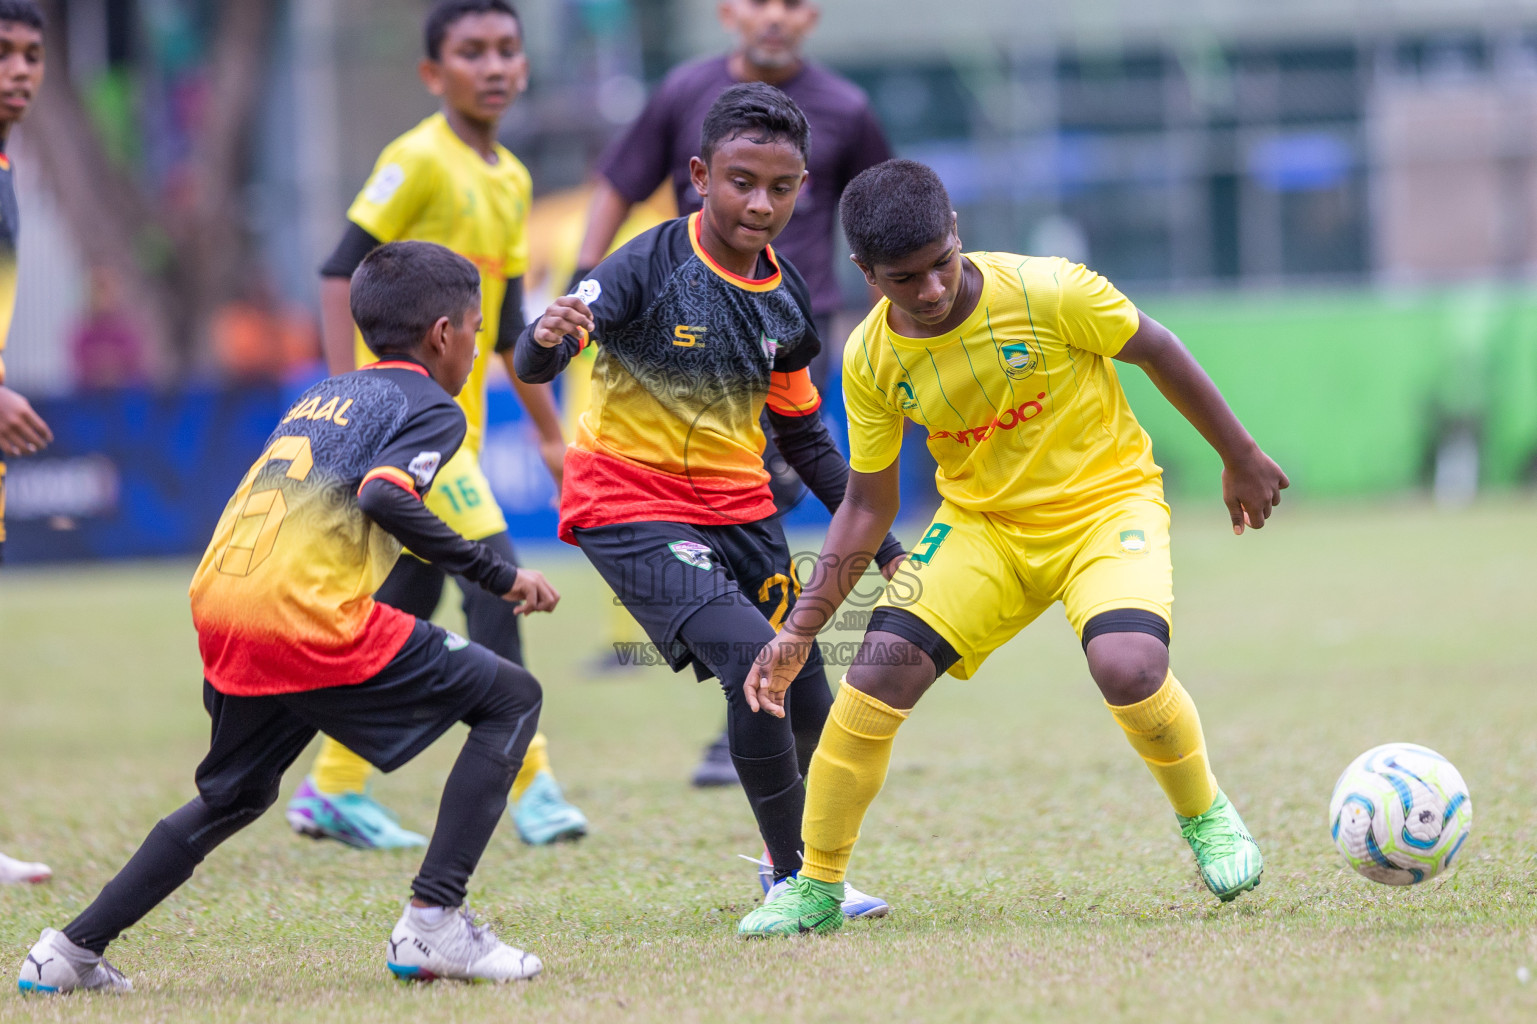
[1115,311,1289,534]
[764,372,904,573]
[357,402,557,612]
[514,245,646,384]
[317,222,383,376]
[744,460,903,718]
[493,276,565,488]
[0,384,52,456]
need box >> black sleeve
[493,276,526,354]
[356,393,517,595]
[765,406,905,567]
[772,257,823,373]
[358,481,518,595]
[513,227,656,382]
[320,221,383,279]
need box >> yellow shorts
[875,498,1173,679]
[422,446,507,542]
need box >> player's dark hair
[351,241,480,357]
[0,0,43,29]
[424,0,519,60]
[840,159,955,267]
[699,82,810,166]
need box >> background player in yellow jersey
[0,0,53,887]
[285,0,586,849]
[738,159,1290,936]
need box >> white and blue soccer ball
[1328,742,1472,886]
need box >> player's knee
[1085,631,1169,706]
[488,658,543,719]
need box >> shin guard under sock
[1108,672,1219,818]
[731,744,805,881]
[802,681,908,885]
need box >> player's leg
[453,531,586,845]
[1065,500,1261,902]
[20,688,317,994]
[740,505,1034,937]
[283,621,545,983]
[283,555,444,849]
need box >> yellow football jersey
[843,253,1163,526]
[346,113,531,454]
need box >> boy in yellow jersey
[284,0,585,850]
[738,160,1290,936]
[0,0,51,887]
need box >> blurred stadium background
[5,0,1537,563]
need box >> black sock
[730,743,804,882]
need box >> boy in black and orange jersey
[0,0,53,888]
[20,243,556,992]
[291,0,586,852]
[517,84,900,918]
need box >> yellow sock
[511,732,551,803]
[1108,672,1219,818]
[801,681,909,885]
[311,736,373,795]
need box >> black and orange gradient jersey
[190,359,518,697]
[515,212,825,542]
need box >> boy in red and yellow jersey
[19,243,557,992]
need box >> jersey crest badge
[896,381,919,412]
[574,278,602,304]
[363,163,406,205]
[1001,343,1037,379]
[443,631,470,651]
[668,540,715,570]
[1118,530,1148,554]
[408,451,442,488]
[759,332,779,359]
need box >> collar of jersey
[428,112,511,173]
[880,253,994,348]
[361,358,429,376]
[688,212,781,293]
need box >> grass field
[3,498,1537,1022]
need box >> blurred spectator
[212,275,320,383]
[69,267,150,390]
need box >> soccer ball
[1328,742,1472,885]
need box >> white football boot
[17,929,132,994]
[0,851,51,885]
[386,903,542,983]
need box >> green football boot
[738,876,844,938]
[1177,789,1263,902]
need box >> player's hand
[0,384,52,456]
[502,569,560,614]
[532,297,594,349]
[743,629,817,718]
[880,552,907,580]
[539,436,565,497]
[1222,446,1289,535]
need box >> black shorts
[573,518,804,674]
[193,618,501,808]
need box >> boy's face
[0,19,44,128]
[718,0,818,72]
[434,305,482,396]
[689,135,807,258]
[857,225,965,328]
[420,12,526,128]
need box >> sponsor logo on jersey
[668,540,715,570]
[896,381,919,411]
[443,631,470,651]
[1001,343,1037,378]
[574,278,602,304]
[673,325,707,348]
[1118,529,1147,554]
[927,392,1049,447]
[408,451,442,487]
[363,163,406,205]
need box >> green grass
[3,498,1537,1022]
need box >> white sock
[410,904,450,926]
